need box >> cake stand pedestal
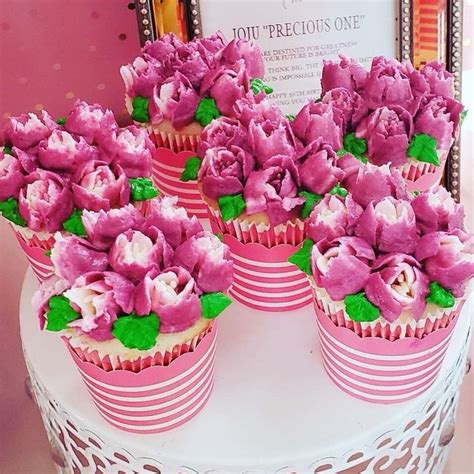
[20,269,472,473]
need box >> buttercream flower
[0,152,25,201]
[365,253,429,322]
[217,39,265,79]
[297,139,344,195]
[146,196,203,249]
[421,61,454,99]
[337,152,364,191]
[109,228,173,281]
[149,72,200,129]
[416,230,474,297]
[292,101,343,150]
[37,130,99,173]
[5,111,57,150]
[412,186,465,235]
[244,155,304,226]
[197,31,226,57]
[12,147,38,174]
[348,163,408,208]
[321,54,368,95]
[321,87,368,129]
[50,233,109,285]
[201,61,250,117]
[235,93,285,128]
[65,271,135,341]
[33,275,71,329]
[71,161,130,212]
[135,266,201,333]
[120,56,165,99]
[18,170,73,232]
[312,236,375,301]
[355,106,413,166]
[100,126,153,178]
[173,231,233,293]
[355,197,418,254]
[414,95,463,150]
[198,117,249,155]
[199,145,255,200]
[177,48,211,88]
[65,100,118,144]
[307,194,362,243]
[142,32,183,60]
[82,204,145,250]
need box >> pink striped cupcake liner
[149,127,201,154]
[399,150,448,192]
[151,147,207,219]
[64,325,217,434]
[313,293,462,404]
[223,234,312,312]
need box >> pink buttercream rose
[120,56,166,99]
[235,93,286,128]
[198,117,249,156]
[321,54,368,95]
[0,152,25,201]
[217,38,265,79]
[5,111,57,150]
[421,61,454,99]
[321,87,369,130]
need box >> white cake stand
[20,269,472,473]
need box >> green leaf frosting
[407,133,439,166]
[180,156,202,182]
[62,209,87,236]
[298,191,323,219]
[195,97,221,127]
[131,96,150,123]
[288,239,314,275]
[56,117,66,126]
[461,109,468,125]
[344,292,381,322]
[215,232,224,242]
[426,282,455,308]
[286,114,295,121]
[2,146,13,155]
[44,249,52,257]
[218,194,246,221]
[0,197,26,226]
[343,132,367,159]
[45,295,81,332]
[112,312,160,350]
[250,78,274,95]
[329,183,348,198]
[336,149,347,157]
[129,177,159,201]
[200,292,232,319]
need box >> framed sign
[133,0,463,198]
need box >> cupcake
[121,32,269,218]
[0,100,158,281]
[33,198,233,433]
[311,55,465,191]
[289,165,473,403]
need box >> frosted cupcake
[306,55,465,191]
[0,100,158,281]
[34,198,233,433]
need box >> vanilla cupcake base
[149,120,202,153]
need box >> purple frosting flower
[5,111,57,150]
[65,271,135,341]
[321,54,368,95]
[173,231,233,293]
[71,161,130,212]
[12,147,38,174]
[321,87,369,130]
[109,228,173,281]
[416,230,474,297]
[348,163,408,208]
[297,139,344,195]
[198,117,249,156]
[365,253,429,322]
[82,204,145,250]
[18,170,73,232]
[337,153,364,191]
[37,130,99,174]
[235,93,286,128]
[197,31,226,56]
[244,155,304,225]
[50,233,109,285]
[421,61,454,99]
[176,47,212,89]
[312,236,375,301]
[356,106,413,166]
[217,39,265,79]
[292,101,344,150]
[100,126,153,178]
[412,186,465,235]
[355,197,418,254]
[146,196,203,249]
[307,194,362,243]
[142,32,183,61]
[414,95,463,150]
[135,266,201,333]
[149,72,200,129]
[121,56,165,99]
[199,145,255,200]
[0,152,25,201]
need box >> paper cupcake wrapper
[63,325,217,434]
[149,126,201,154]
[206,204,306,247]
[399,150,448,192]
[223,234,312,312]
[151,147,207,219]
[10,223,54,282]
